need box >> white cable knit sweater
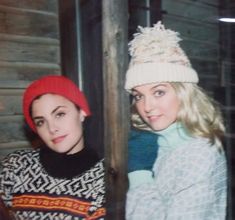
[126,123,227,220]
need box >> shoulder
[155,138,227,192]
[170,138,226,178]
[1,149,39,167]
[157,138,226,178]
[179,138,225,162]
[88,158,105,176]
[97,158,105,166]
[93,158,105,169]
[0,149,40,186]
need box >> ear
[79,109,87,122]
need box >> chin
[149,124,165,131]
[54,149,68,154]
[50,146,70,154]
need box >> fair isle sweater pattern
[0,149,105,220]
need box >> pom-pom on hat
[23,75,91,132]
[125,21,199,92]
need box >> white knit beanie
[125,21,199,92]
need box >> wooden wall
[162,0,220,92]
[0,0,61,163]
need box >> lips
[52,135,67,144]
[147,114,161,121]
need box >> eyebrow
[51,106,65,114]
[32,105,66,120]
[151,83,167,89]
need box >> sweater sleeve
[128,170,154,188]
[126,180,164,220]
[126,141,227,220]
[165,144,227,220]
[0,152,22,207]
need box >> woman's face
[31,94,86,154]
[132,82,180,131]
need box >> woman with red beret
[0,75,106,219]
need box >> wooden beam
[58,0,81,84]
[102,0,129,219]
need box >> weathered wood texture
[162,0,220,92]
[0,0,61,159]
[102,0,129,219]
[58,0,105,157]
[79,0,104,157]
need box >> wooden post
[102,0,129,219]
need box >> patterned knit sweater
[0,148,106,220]
[126,123,227,220]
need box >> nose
[144,96,155,113]
[47,120,58,134]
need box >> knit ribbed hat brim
[125,62,199,92]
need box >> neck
[67,136,85,155]
[40,146,99,179]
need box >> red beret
[23,75,91,132]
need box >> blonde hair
[131,82,225,148]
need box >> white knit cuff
[125,62,199,92]
[128,170,154,189]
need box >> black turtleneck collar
[40,146,99,179]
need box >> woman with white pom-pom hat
[125,21,227,220]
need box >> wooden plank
[0,0,58,12]
[191,58,220,93]
[0,88,24,116]
[0,39,59,63]
[0,80,30,89]
[162,0,219,23]
[0,6,59,38]
[0,61,60,68]
[191,58,220,76]
[198,78,220,93]
[0,89,24,95]
[0,5,57,15]
[0,61,60,81]
[163,15,219,43]
[0,115,26,142]
[0,69,60,81]
[190,0,219,7]
[181,39,219,60]
[102,0,129,219]
[191,58,220,90]
[0,140,31,149]
[0,33,59,44]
